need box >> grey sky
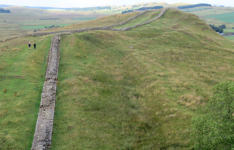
[1,0,234,8]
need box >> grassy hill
[1,8,234,149]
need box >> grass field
[224,29,234,33]
[0,6,110,41]
[206,12,234,23]
[224,36,234,41]
[49,9,234,149]
[0,35,52,149]
[21,24,70,29]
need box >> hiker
[34,43,36,49]
[28,42,31,50]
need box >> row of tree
[209,24,226,33]
[178,3,212,9]
[0,8,10,13]
[122,6,163,14]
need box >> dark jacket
[34,43,36,48]
[28,43,31,47]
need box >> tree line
[178,3,212,9]
[209,24,226,33]
[0,8,10,13]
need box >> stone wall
[31,35,60,150]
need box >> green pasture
[21,24,70,29]
[51,10,234,149]
[206,12,234,23]
[225,36,234,41]
[224,29,234,33]
[0,35,52,149]
[189,7,234,17]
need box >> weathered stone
[31,35,60,150]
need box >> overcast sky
[1,0,234,8]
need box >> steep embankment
[51,9,234,149]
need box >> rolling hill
[1,8,234,149]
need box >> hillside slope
[51,9,234,149]
[1,8,234,149]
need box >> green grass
[224,29,234,33]
[51,9,234,149]
[224,36,234,41]
[206,12,234,23]
[21,24,70,29]
[0,35,52,149]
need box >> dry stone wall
[31,35,60,150]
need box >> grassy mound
[51,9,234,149]
[0,35,52,149]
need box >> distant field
[206,12,234,23]
[71,17,98,20]
[224,29,234,33]
[182,8,212,12]
[0,6,109,41]
[21,24,70,29]
[186,7,234,29]
[225,36,234,40]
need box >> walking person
[34,43,36,50]
[28,42,31,50]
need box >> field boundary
[31,35,60,150]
